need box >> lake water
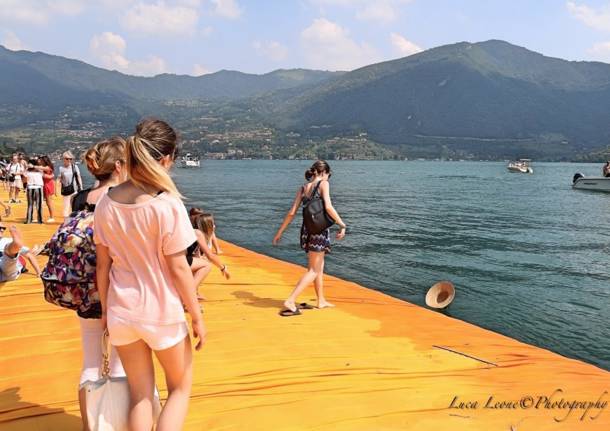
[169,160,609,370]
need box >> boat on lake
[178,153,201,168]
[507,158,533,174]
[572,173,610,192]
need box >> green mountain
[264,40,610,159]
[0,45,341,101]
[4,40,610,159]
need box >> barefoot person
[94,119,205,430]
[0,225,41,281]
[188,208,230,300]
[272,160,347,315]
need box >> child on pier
[94,118,204,431]
[187,208,230,299]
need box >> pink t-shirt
[94,192,196,325]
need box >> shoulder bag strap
[312,180,324,198]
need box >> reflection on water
[170,160,609,370]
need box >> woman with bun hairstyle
[66,137,129,431]
[187,208,230,300]
[273,160,347,315]
[94,119,205,431]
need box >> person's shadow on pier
[0,387,82,429]
[231,290,286,309]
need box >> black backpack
[302,181,334,235]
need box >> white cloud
[301,18,378,70]
[129,56,167,76]
[309,0,411,23]
[122,1,200,36]
[356,2,398,22]
[390,32,422,56]
[90,31,167,76]
[567,1,610,32]
[1,30,27,51]
[193,63,211,75]
[210,0,243,19]
[253,40,288,62]
[587,41,610,61]
[0,0,85,24]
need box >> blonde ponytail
[126,119,183,198]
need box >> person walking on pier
[59,151,82,218]
[7,154,24,203]
[94,119,205,430]
[273,160,347,315]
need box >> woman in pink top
[94,119,205,431]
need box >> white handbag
[85,330,162,431]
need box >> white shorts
[11,177,23,189]
[107,314,189,351]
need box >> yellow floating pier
[0,197,608,430]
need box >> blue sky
[2,0,610,76]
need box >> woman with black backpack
[272,160,347,316]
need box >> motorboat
[572,173,610,192]
[178,153,201,168]
[507,159,533,174]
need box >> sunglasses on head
[0,226,6,232]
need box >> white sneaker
[46,218,55,223]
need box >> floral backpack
[41,208,100,318]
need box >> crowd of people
[0,151,82,224]
[0,118,347,430]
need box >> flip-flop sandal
[298,303,315,310]
[279,308,302,317]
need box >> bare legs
[314,258,334,309]
[44,194,54,221]
[284,251,333,312]
[191,257,212,300]
[155,337,193,431]
[116,336,193,431]
[9,186,17,202]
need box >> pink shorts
[107,314,189,351]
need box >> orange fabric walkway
[0,195,608,430]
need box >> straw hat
[425,281,455,309]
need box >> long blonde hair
[84,137,126,182]
[126,118,182,198]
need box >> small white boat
[572,173,610,192]
[507,159,533,174]
[178,153,201,168]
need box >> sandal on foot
[298,303,315,310]
[279,308,301,317]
